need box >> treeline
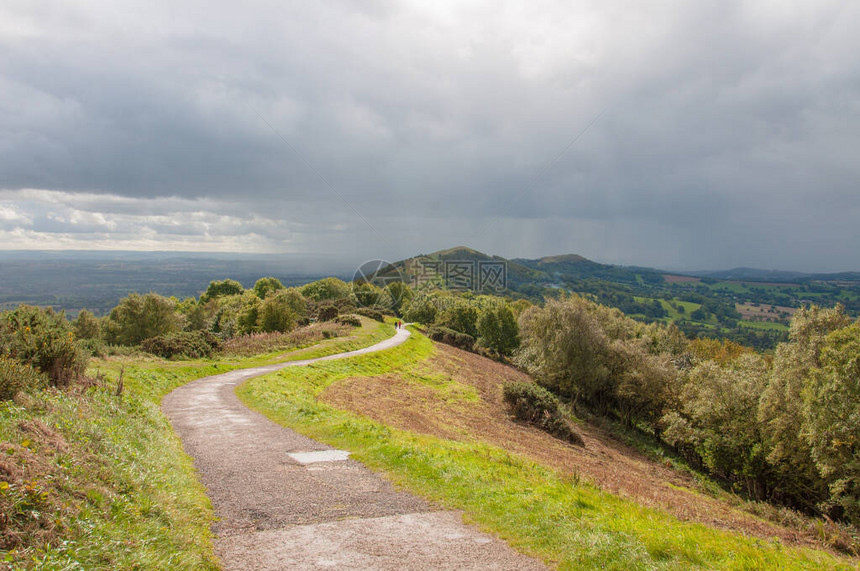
[513,295,860,528]
[0,276,378,397]
[68,276,381,359]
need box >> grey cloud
[1,0,859,271]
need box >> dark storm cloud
[1,1,859,270]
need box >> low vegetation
[502,381,583,445]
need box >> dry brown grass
[662,274,701,284]
[221,322,352,356]
[322,342,846,553]
[0,418,75,551]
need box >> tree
[437,300,478,337]
[258,290,305,333]
[758,305,852,511]
[237,292,262,334]
[350,282,383,309]
[105,293,181,345]
[73,309,100,340]
[200,279,244,303]
[176,297,208,331]
[516,296,613,406]
[253,277,285,299]
[801,323,860,523]
[662,354,772,498]
[301,277,350,301]
[384,281,413,316]
[476,304,519,356]
[403,295,437,324]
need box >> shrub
[140,331,222,359]
[355,308,384,322]
[0,305,88,387]
[79,338,108,358]
[502,381,583,446]
[0,356,46,400]
[317,304,339,321]
[426,326,476,351]
[334,314,361,327]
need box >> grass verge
[237,330,855,570]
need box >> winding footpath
[163,327,546,570]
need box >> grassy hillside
[237,329,856,570]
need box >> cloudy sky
[2,1,859,272]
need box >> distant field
[662,274,701,283]
[736,303,796,322]
[739,320,790,331]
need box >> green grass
[633,297,703,322]
[0,380,218,570]
[738,320,790,331]
[0,318,393,569]
[237,330,854,570]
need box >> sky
[1,1,859,272]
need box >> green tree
[237,292,262,335]
[105,293,182,345]
[176,297,209,331]
[384,281,413,316]
[403,295,437,324]
[253,277,285,299]
[516,296,613,406]
[476,304,519,356]
[437,300,479,337]
[301,277,350,301]
[258,289,306,333]
[350,282,383,309]
[200,279,244,303]
[802,323,860,523]
[758,305,851,510]
[73,309,100,340]
[662,354,772,498]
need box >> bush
[317,304,339,321]
[0,356,46,400]
[355,308,384,322]
[0,305,88,387]
[334,314,361,327]
[502,381,583,446]
[79,337,108,358]
[426,326,476,351]
[140,331,222,359]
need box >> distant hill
[693,267,860,284]
[390,246,661,293]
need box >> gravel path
[163,328,547,570]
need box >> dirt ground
[321,343,835,553]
